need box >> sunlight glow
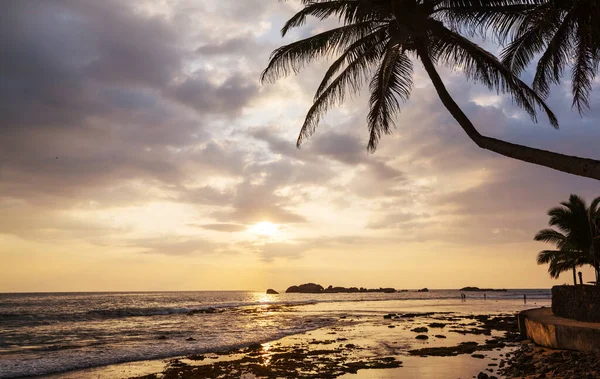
[251,222,279,237]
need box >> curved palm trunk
[573,267,578,286]
[416,45,600,181]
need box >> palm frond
[314,26,388,99]
[261,22,378,83]
[530,10,575,98]
[281,1,362,36]
[367,45,413,151]
[534,228,567,246]
[571,22,595,112]
[499,2,558,74]
[296,34,389,146]
[429,22,559,128]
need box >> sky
[1,0,599,292]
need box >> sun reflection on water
[261,342,272,366]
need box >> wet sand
[57,312,520,378]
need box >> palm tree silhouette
[262,0,600,180]
[535,194,600,284]
[444,0,599,113]
[497,0,600,113]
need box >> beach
[0,290,552,378]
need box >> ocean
[0,289,551,378]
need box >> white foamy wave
[0,316,334,378]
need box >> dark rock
[285,283,396,294]
[285,283,324,293]
[187,307,219,315]
[158,335,167,340]
[428,322,446,328]
[472,354,486,359]
[477,372,489,379]
[417,288,429,292]
[415,335,429,340]
[461,287,507,292]
[266,289,279,294]
[434,335,447,338]
[388,325,395,328]
[185,337,195,341]
[383,314,395,319]
[411,327,428,333]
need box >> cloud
[193,223,247,232]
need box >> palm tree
[499,0,600,113]
[535,231,584,285]
[443,0,599,113]
[535,194,600,284]
[262,0,600,180]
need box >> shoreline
[5,296,551,378]
[42,308,529,379]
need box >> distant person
[483,293,486,300]
[460,293,466,301]
[523,294,527,304]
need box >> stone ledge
[518,307,600,352]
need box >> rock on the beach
[477,373,489,379]
[472,354,485,359]
[434,334,446,338]
[411,327,428,333]
[415,335,429,340]
[157,335,167,340]
[266,289,279,294]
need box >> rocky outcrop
[417,288,429,292]
[285,283,324,293]
[266,289,279,294]
[285,283,397,294]
[460,287,507,292]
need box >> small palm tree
[535,231,584,285]
[535,194,600,284]
[262,0,600,180]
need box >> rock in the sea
[417,288,429,292]
[186,337,195,341]
[285,283,325,293]
[266,289,279,294]
[158,335,167,340]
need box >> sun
[251,222,279,237]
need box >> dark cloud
[0,0,259,211]
[166,72,259,115]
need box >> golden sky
[1,0,598,292]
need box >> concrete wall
[519,308,600,352]
[552,285,600,323]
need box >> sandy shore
[51,310,527,379]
